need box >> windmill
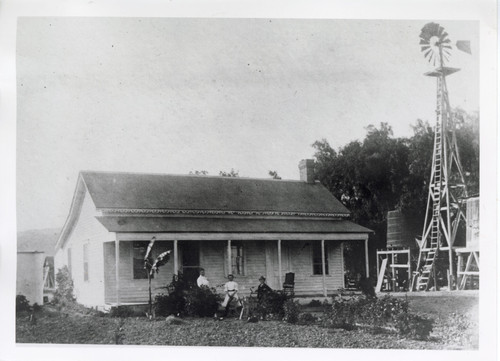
[412,22,471,291]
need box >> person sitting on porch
[256,276,272,303]
[221,274,242,316]
[197,268,210,288]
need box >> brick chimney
[298,159,315,183]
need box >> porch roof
[96,216,372,234]
[81,171,350,217]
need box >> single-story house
[55,159,372,309]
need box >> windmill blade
[456,40,471,54]
[420,22,439,41]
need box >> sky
[16,18,479,232]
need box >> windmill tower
[413,23,471,291]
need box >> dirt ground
[16,292,479,349]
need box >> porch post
[321,239,327,297]
[340,241,345,288]
[277,239,282,288]
[364,237,370,278]
[227,240,232,275]
[115,239,120,306]
[173,240,178,276]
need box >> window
[231,243,245,275]
[312,241,329,275]
[83,244,89,282]
[67,248,72,277]
[133,241,153,279]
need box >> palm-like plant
[144,237,171,318]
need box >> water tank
[386,210,417,249]
[466,197,479,250]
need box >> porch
[103,232,370,306]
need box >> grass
[16,293,478,349]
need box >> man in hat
[256,276,272,303]
[221,274,241,316]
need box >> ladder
[415,78,445,291]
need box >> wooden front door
[180,241,200,285]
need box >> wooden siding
[104,239,350,304]
[104,241,175,304]
[54,190,112,308]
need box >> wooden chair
[283,272,295,296]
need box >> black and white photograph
[0,1,497,361]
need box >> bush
[109,306,136,318]
[323,294,412,331]
[154,274,222,317]
[184,287,222,317]
[359,276,376,298]
[360,295,409,326]
[308,299,322,307]
[395,312,434,340]
[298,312,317,325]
[154,293,185,317]
[154,274,189,317]
[16,295,31,314]
[283,299,301,324]
[53,266,75,304]
[254,290,290,319]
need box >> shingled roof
[81,171,350,216]
[96,216,372,234]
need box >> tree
[312,111,479,276]
[189,170,209,175]
[219,169,239,177]
[313,123,410,252]
[268,170,281,180]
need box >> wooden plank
[472,251,480,268]
[376,258,388,292]
[116,232,370,241]
[389,264,412,268]
[364,239,369,278]
[173,240,178,275]
[115,239,120,306]
[277,239,282,288]
[459,253,474,290]
[321,240,327,297]
[227,240,232,276]
[376,249,411,255]
[340,242,345,289]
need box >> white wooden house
[54,160,372,309]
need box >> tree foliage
[189,170,209,175]
[313,111,479,274]
[219,169,240,177]
[268,170,282,180]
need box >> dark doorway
[180,241,200,285]
[343,241,365,289]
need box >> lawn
[16,292,478,349]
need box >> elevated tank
[386,210,418,249]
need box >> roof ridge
[79,170,307,183]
